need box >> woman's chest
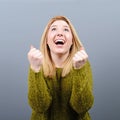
[46,76,73,101]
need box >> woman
[27,15,94,120]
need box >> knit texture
[28,61,94,120]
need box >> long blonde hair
[40,16,83,78]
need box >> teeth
[55,39,64,44]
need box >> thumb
[80,46,84,50]
[30,45,34,49]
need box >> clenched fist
[73,47,88,69]
[27,45,43,72]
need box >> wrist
[30,65,41,73]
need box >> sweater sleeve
[69,61,94,114]
[28,68,52,113]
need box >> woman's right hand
[27,45,43,72]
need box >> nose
[57,33,63,37]
[56,29,63,37]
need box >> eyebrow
[50,25,69,28]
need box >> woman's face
[47,20,73,56]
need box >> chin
[55,50,64,54]
[56,52,64,54]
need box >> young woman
[27,15,94,120]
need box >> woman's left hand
[73,48,88,69]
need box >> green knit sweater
[28,61,94,120]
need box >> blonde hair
[40,16,83,78]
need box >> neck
[51,52,69,68]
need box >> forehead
[51,20,69,27]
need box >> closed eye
[64,28,69,32]
[51,28,56,31]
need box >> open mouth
[54,39,65,45]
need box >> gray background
[0,0,120,120]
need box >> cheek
[66,34,73,44]
[66,33,72,39]
[47,33,54,44]
[48,31,55,38]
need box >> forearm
[70,61,94,114]
[28,68,52,113]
